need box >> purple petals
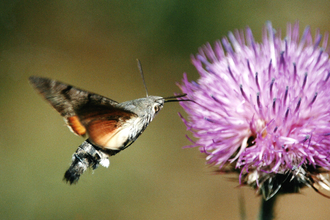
[179,22,330,197]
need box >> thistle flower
[179,22,330,200]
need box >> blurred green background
[1,1,330,219]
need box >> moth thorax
[127,116,151,138]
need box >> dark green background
[1,1,330,219]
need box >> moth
[29,60,186,184]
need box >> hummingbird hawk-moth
[29,61,186,184]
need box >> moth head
[152,96,165,114]
[120,94,188,118]
[144,94,188,115]
[142,96,165,115]
[119,96,164,118]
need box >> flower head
[179,22,330,199]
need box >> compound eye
[154,105,160,113]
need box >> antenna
[136,59,149,97]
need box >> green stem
[258,195,277,220]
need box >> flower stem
[238,190,246,220]
[258,195,277,220]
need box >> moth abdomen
[64,139,109,184]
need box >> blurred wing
[29,76,132,138]
[75,103,137,149]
